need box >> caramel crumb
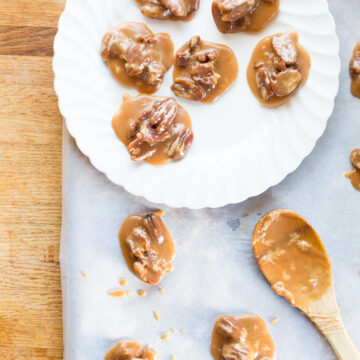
[161,332,170,341]
[138,289,147,297]
[180,330,185,335]
[108,290,130,298]
[171,328,176,333]
[120,278,128,286]
[271,317,279,325]
[154,311,160,321]
[82,272,89,278]
[159,288,165,294]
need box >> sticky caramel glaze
[212,0,279,34]
[211,315,276,360]
[112,94,192,165]
[173,40,238,103]
[350,42,360,98]
[253,209,332,309]
[101,22,174,94]
[119,211,175,285]
[135,0,199,21]
[247,32,311,107]
[105,340,157,360]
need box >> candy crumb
[120,278,128,286]
[271,317,279,325]
[154,311,160,321]
[108,290,130,298]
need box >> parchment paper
[61,1,360,358]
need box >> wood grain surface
[0,1,65,359]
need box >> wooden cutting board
[0,1,65,358]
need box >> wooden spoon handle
[312,314,360,360]
[325,328,360,360]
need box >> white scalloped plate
[53,0,340,209]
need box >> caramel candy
[105,340,158,360]
[119,211,175,285]
[112,94,193,165]
[350,41,360,98]
[172,36,238,103]
[136,0,199,21]
[211,315,276,360]
[212,0,279,34]
[247,31,311,107]
[101,22,174,94]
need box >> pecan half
[351,148,360,170]
[134,119,170,143]
[256,68,273,100]
[129,99,177,144]
[216,317,243,340]
[196,49,218,63]
[272,69,302,97]
[167,124,194,160]
[171,77,206,101]
[272,32,298,65]
[176,35,201,67]
[125,44,167,86]
[143,212,167,243]
[217,0,256,22]
[145,61,167,85]
[124,43,152,77]
[134,256,173,285]
[221,342,252,360]
[102,32,133,60]
[161,0,188,17]
[127,138,157,161]
[190,63,221,86]
[126,227,151,258]
[140,0,172,19]
[147,98,179,133]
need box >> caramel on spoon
[253,209,360,360]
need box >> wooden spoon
[252,209,360,360]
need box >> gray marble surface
[61,1,360,359]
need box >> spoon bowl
[253,209,360,360]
